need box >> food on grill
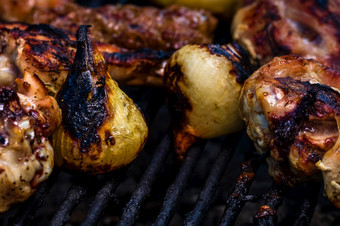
[240,55,340,208]
[52,26,148,174]
[0,70,61,213]
[151,0,239,17]
[0,0,70,21]
[0,0,217,51]
[164,43,252,159]
[0,22,170,95]
[232,0,340,70]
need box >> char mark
[103,48,172,65]
[206,42,253,84]
[271,77,340,148]
[57,25,108,153]
[0,87,24,120]
[164,63,192,131]
[25,24,70,40]
[315,0,328,9]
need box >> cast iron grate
[0,86,338,226]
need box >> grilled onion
[164,43,252,159]
[52,26,148,174]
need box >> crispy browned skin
[232,0,340,70]
[0,22,171,95]
[0,69,61,212]
[0,1,217,51]
[240,55,340,207]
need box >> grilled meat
[0,70,61,212]
[232,0,340,70]
[0,22,170,95]
[240,55,340,207]
[164,43,252,159]
[0,1,217,51]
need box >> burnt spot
[0,87,25,120]
[295,22,322,44]
[105,131,115,146]
[314,0,328,9]
[206,43,253,84]
[164,63,192,131]
[25,38,75,72]
[269,77,340,150]
[57,26,108,153]
[293,138,324,164]
[267,26,292,57]
[25,24,70,41]
[102,48,172,66]
[0,132,8,146]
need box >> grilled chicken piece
[0,22,170,95]
[232,0,340,70]
[0,1,217,51]
[240,55,340,207]
[164,43,252,159]
[52,26,148,174]
[0,70,61,212]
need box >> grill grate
[153,140,205,226]
[184,133,240,225]
[0,84,339,226]
[117,133,171,226]
[219,158,260,226]
[0,76,339,226]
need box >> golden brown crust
[240,55,340,186]
[0,69,61,212]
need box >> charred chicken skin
[0,70,61,213]
[240,55,340,208]
[0,22,171,95]
[232,0,340,70]
[0,0,217,51]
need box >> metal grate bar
[9,171,59,226]
[184,133,241,225]
[51,183,90,226]
[253,184,284,226]
[293,183,321,226]
[219,158,261,226]
[117,133,172,226]
[153,141,205,226]
[80,173,122,226]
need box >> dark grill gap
[153,140,205,226]
[185,133,241,226]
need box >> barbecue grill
[0,85,338,226]
[1,0,340,225]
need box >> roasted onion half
[52,26,148,174]
[164,43,252,159]
[240,54,340,208]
